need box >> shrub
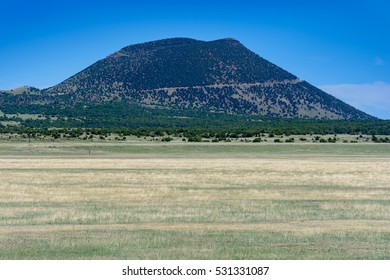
[188,136,202,142]
[161,136,173,142]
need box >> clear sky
[1,0,389,119]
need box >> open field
[1,141,390,259]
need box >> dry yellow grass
[1,142,390,259]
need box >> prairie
[1,141,390,259]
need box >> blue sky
[1,0,389,118]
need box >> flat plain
[1,141,390,259]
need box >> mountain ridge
[3,37,375,120]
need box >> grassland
[1,141,390,259]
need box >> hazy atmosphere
[1,0,389,118]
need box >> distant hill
[42,37,373,120]
[2,38,374,120]
[0,86,40,95]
